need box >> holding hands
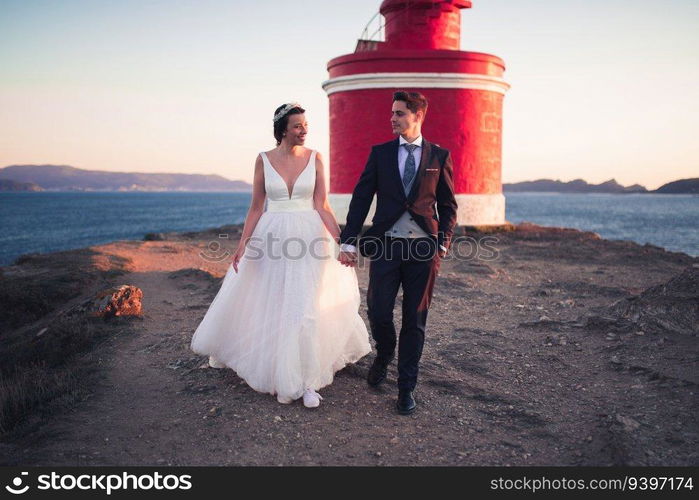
[338,250,358,267]
[336,238,358,267]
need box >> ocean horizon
[1,191,697,266]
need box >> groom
[338,91,457,415]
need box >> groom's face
[391,100,421,136]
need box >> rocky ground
[0,222,697,466]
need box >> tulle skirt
[190,209,371,401]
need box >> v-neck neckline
[263,150,313,200]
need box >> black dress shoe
[367,358,388,387]
[396,390,416,415]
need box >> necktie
[402,143,418,194]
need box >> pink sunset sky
[1,0,697,190]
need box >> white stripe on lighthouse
[329,193,506,227]
[322,72,510,95]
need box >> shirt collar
[399,135,423,148]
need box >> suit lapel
[406,139,432,202]
[387,138,404,198]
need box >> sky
[1,0,697,190]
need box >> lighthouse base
[329,193,505,227]
[454,193,506,226]
[329,193,378,226]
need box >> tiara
[273,102,302,123]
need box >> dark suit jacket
[339,137,458,257]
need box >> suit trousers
[366,236,441,391]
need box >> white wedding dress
[190,149,371,402]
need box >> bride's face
[285,114,308,146]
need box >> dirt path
[3,225,697,466]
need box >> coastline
[0,222,696,466]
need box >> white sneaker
[302,388,323,408]
[208,356,226,369]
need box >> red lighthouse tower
[322,0,509,226]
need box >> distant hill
[0,178,44,192]
[503,177,699,194]
[0,165,252,192]
[503,178,647,193]
[3,164,694,195]
[653,178,699,194]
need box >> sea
[0,192,697,266]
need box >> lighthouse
[322,0,510,226]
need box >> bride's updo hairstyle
[273,103,305,146]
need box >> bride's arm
[312,152,341,243]
[235,155,266,253]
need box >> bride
[190,102,371,408]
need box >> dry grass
[0,276,80,331]
[0,314,132,440]
[0,248,131,332]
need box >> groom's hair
[393,91,428,119]
[273,104,306,145]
